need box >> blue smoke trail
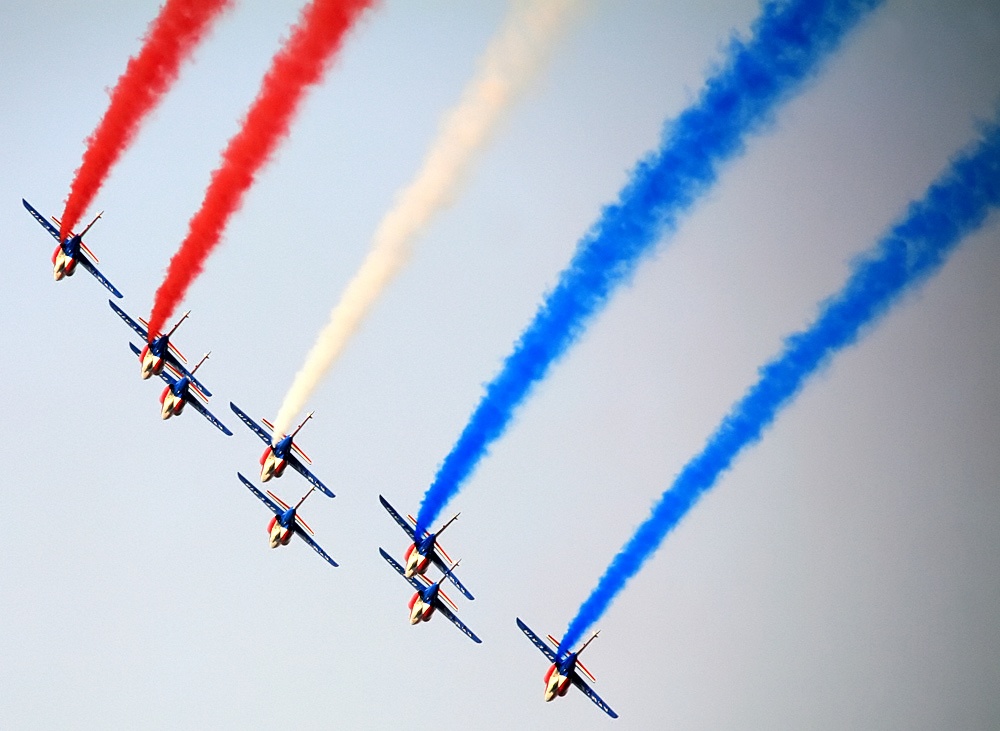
[560,118,1000,650]
[415,0,882,535]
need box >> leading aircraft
[379,548,481,644]
[379,495,473,600]
[109,300,212,396]
[127,344,232,435]
[237,472,338,568]
[22,199,123,298]
[516,618,618,719]
[230,403,333,497]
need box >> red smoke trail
[146,0,374,339]
[60,0,233,241]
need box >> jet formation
[23,199,619,719]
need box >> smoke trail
[271,0,578,439]
[416,0,882,536]
[60,0,233,241]
[560,118,1000,650]
[146,0,374,339]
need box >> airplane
[22,198,123,298]
[379,548,481,644]
[515,618,618,719]
[126,343,232,435]
[230,403,333,498]
[379,495,473,600]
[109,300,212,396]
[237,472,338,567]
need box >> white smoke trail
[272,0,578,437]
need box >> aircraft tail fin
[78,210,103,240]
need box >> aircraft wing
[570,673,619,719]
[237,472,283,517]
[130,340,153,363]
[110,300,149,340]
[515,618,558,664]
[23,199,60,240]
[230,402,273,445]
[76,253,123,298]
[184,395,234,436]
[378,495,417,541]
[434,600,483,644]
[379,547,425,593]
[293,525,339,568]
[430,553,475,601]
[288,458,334,499]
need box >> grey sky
[1,2,998,728]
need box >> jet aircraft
[237,472,338,567]
[379,495,473,600]
[230,403,333,497]
[126,344,232,435]
[22,198,123,298]
[109,300,212,396]
[516,618,618,719]
[379,548,481,643]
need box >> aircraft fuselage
[139,344,165,380]
[159,386,186,419]
[260,447,288,482]
[543,664,573,701]
[407,592,436,624]
[267,515,294,548]
[403,544,431,578]
[52,245,77,280]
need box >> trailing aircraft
[109,300,212,396]
[237,472,338,567]
[23,198,122,298]
[126,344,231,435]
[230,403,333,497]
[379,548,481,643]
[516,618,618,719]
[379,494,473,600]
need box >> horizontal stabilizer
[435,542,454,566]
[167,342,187,364]
[79,241,99,263]
[439,589,459,613]
[266,490,291,512]
[577,660,596,684]
[291,442,312,465]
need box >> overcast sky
[2,1,999,728]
